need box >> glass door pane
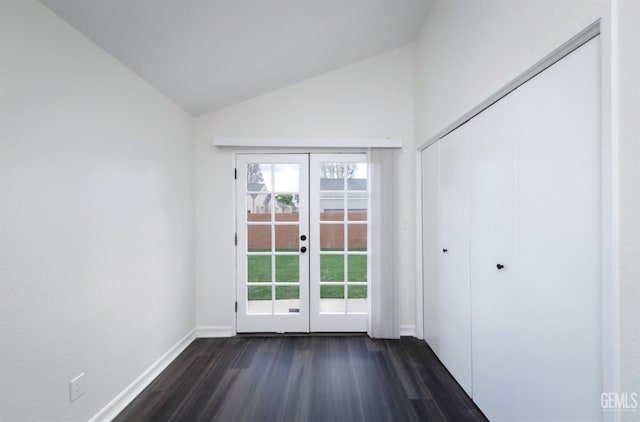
[310,154,369,332]
[237,153,369,333]
[236,155,309,333]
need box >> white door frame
[234,150,370,334]
[235,154,310,333]
[309,153,369,332]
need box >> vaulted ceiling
[40,0,431,116]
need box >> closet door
[436,123,472,395]
[468,88,519,420]
[513,37,601,420]
[421,143,440,354]
[423,36,601,421]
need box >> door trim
[216,137,401,148]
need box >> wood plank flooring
[114,336,487,422]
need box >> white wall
[415,0,639,411]
[414,0,604,145]
[2,0,634,419]
[0,1,195,420]
[617,0,640,415]
[195,45,415,332]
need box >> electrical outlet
[69,373,85,402]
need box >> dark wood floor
[114,336,487,422]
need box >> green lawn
[247,252,367,300]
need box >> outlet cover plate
[69,373,85,402]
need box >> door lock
[300,246,307,253]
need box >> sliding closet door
[422,35,601,420]
[436,123,472,395]
[514,37,601,420]
[421,144,440,355]
[468,94,518,419]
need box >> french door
[235,153,369,333]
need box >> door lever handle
[496,263,504,270]
[442,248,448,253]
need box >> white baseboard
[195,325,235,338]
[89,329,196,422]
[400,325,417,337]
[89,326,234,421]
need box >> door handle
[300,246,307,253]
[496,263,504,270]
[442,248,448,253]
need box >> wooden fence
[247,213,367,250]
